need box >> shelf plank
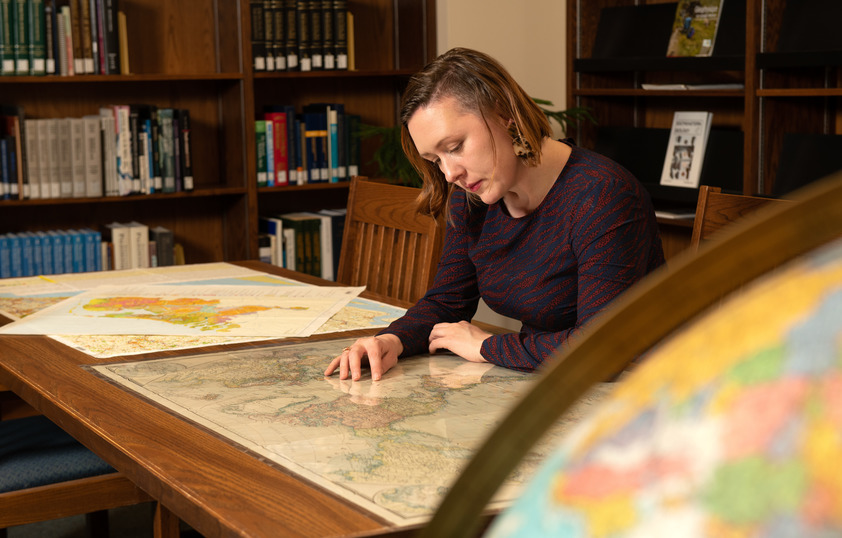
[573,88,745,97]
[0,74,244,83]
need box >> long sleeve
[380,144,665,371]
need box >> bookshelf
[566,0,842,258]
[0,0,436,266]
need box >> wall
[435,0,567,330]
[436,0,567,134]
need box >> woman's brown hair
[400,47,551,219]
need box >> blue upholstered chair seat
[0,415,114,493]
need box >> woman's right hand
[324,334,404,381]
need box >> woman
[325,47,664,381]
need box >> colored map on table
[92,338,612,526]
[0,263,406,357]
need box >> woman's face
[407,96,519,205]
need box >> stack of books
[0,103,194,201]
[255,102,360,187]
[0,0,124,77]
[250,0,351,72]
[0,222,176,277]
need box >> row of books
[0,222,176,278]
[256,102,360,187]
[259,209,345,281]
[0,0,124,77]
[250,0,350,72]
[0,104,194,201]
[0,223,173,278]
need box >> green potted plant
[361,99,595,187]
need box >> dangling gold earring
[508,121,536,165]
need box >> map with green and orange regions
[0,264,409,358]
[0,284,364,338]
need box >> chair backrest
[690,185,793,252]
[337,177,444,304]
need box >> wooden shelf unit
[566,0,842,202]
[0,0,436,265]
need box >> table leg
[153,502,180,538]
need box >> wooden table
[0,261,437,538]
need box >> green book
[27,0,45,75]
[255,119,268,187]
[11,0,28,74]
[0,0,14,74]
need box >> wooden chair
[690,185,793,252]
[337,177,445,304]
[0,391,153,538]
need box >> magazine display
[666,0,725,57]
[660,111,713,189]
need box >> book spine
[264,118,274,186]
[113,104,133,195]
[178,108,193,191]
[44,117,60,197]
[0,137,9,199]
[36,231,50,274]
[87,0,97,73]
[78,0,93,72]
[332,0,346,70]
[69,0,83,73]
[171,111,181,192]
[28,0,45,74]
[283,0,297,70]
[265,111,288,186]
[157,107,175,193]
[328,107,338,182]
[82,114,102,197]
[101,0,117,73]
[127,105,140,193]
[55,2,66,74]
[22,118,39,198]
[308,0,322,69]
[262,0,274,71]
[295,0,309,71]
[255,119,267,187]
[12,0,29,74]
[93,0,104,73]
[320,0,333,69]
[98,106,118,196]
[60,4,73,75]
[250,0,265,71]
[56,117,71,197]
[271,0,285,70]
[70,116,86,197]
[0,0,14,74]
[149,108,161,192]
[0,234,10,278]
[44,0,55,74]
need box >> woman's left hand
[428,321,491,363]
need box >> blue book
[81,228,102,271]
[67,230,85,273]
[302,109,328,182]
[37,231,53,275]
[265,119,275,187]
[19,233,35,276]
[47,231,64,274]
[53,230,73,275]
[0,234,11,278]
[24,232,44,276]
[7,233,23,277]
